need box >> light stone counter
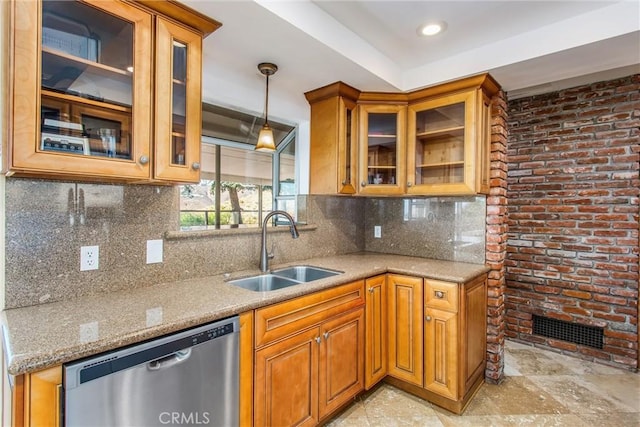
[2,253,489,376]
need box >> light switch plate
[146,239,163,264]
[374,226,382,238]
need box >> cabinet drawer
[255,281,365,347]
[424,279,458,312]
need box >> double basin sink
[228,265,343,292]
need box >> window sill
[164,224,317,240]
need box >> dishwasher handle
[147,348,192,371]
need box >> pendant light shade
[255,62,278,152]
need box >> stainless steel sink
[270,265,342,282]
[227,274,301,292]
[228,265,343,292]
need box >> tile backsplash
[3,178,485,309]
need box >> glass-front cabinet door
[358,104,406,195]
[407,91,478,195]
[10,0,153,180]
[153,17,202,182]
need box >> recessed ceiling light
[417,21,447,37]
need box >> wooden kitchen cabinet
[5,0,219,183]
[305,82,360,194]
[423,275,487,413]
[407,77,495,195]
[357,103,407,195]
[387,274,423,386]
[253,281,365,426]
[383,273,487,413]
[305,73,499,196]
[364,274,387,389]
[10,365,62,427]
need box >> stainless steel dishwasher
[64,316,239,426]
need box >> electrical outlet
[374,225,382,238]
[80,245,99,271]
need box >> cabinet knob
[361,181,367,187]
[435,291,444,299]
[407,182,413,187]
[425,315,432,321]
[315,337,321,344]
[138,155,149,165]
[323,332,330,340]
[191,162,201,170]
[342,180,347,185]
[368,287,374,293]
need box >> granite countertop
[2,252,489,376]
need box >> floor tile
[325,341,639,427]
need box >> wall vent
[532,315,604,349]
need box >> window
[179,104,296,230]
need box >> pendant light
[255,62,278,152]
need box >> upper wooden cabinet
[5,0,220,184]
[305,74,500,196]
[305,82,360,194]
[358,102,407,196]
[407,86,492,195]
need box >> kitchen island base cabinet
[253,281,366,427]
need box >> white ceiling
[182,0,640,125]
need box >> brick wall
[506,75,639,370]
[486,90,509,382]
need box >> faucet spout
[260,210,299,272]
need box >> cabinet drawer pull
[323,332,329,340]
[435,291,445,299]
[315,336,321,344]
[139,155,149,165]
[425,315,432,321]
[191,162,201,170]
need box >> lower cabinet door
[254,328,320,427]
[365,275,387,389]
[387,274,424,386]
[319,308,365,419]
[424,307,458,400]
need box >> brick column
[486,90,509,383]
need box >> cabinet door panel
[358,104,406,195]
[10,0,153,180]
[154,17,202,182]
[424,307,458,400]
[254,328,319,427]
[387,274,423,386]
[319,309,365,419]
[365,275,387,389]
[407,90,478,195]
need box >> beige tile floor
[327,340,640,426]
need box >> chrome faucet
[260,210,299,272]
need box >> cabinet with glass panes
[406,76,497,195]
[358,103,406,196]
[5,0,220,183]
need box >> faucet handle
[268,242,275,260]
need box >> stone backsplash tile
[4,178,484,308]
[363,196,486,263]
